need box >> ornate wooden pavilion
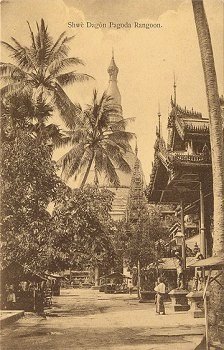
[146,95,213,260]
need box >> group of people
[2,281,53,314]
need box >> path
[1,288,205,350]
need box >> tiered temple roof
[168,100,210,150]
[146,99,212,204]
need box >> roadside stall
[102,272,131,294]
[1,262,48,312]
[189,256,224,350]
[45,273,62,296]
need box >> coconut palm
[0,19,93,128]
[192,0,224,344]
[57,90,134,188]
[1,90,64,145]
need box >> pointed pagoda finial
[173,72,177,106]
[157,102,161,138]
[108,48,119,81]
[135,138,138,156]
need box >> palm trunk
[80,151,95,189]
[94,164,99,186]
[192,0,224,343]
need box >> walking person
[154,277,166,315]
[128,279,133,295]
[6,285,16,310]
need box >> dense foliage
[1,130,64,271]
[114,205,168,268]
[52,185,117,272]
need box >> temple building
[146,86,213,258]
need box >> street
[1,288,205,350]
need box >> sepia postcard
[1,0,224,349]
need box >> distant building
[88,52,145,221]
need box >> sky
[1,0,224,183]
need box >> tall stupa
[103,52,143,221]
[83,52,145,221]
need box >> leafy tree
[57,90,134,188]
[125,206,168,268]
[1,129,65,272]
[0,19,92,128]
[51,185,117,273]
[113,205,169,289]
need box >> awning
[148,256,198,271]
[188,256,224,269]
[106,272,131,279]
[1,262,47,283]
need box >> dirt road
[1,288,204,350]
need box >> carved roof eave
[146,152,212,202]
[175,117,185,140]
[174,116,209,141]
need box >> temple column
[199,182,206,258]
[180,200,186,272]
[169,201,190,312]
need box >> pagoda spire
[158,103,161,137]
[135,138,138,156]
[105,50,122,122]
[173,73,177,106]
[107,49,119,82]
[156,103,161,138]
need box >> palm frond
[9,37,35,71]
[101,137,129,153]
[48,35,76,65]
[44,124,65,145]
[106,130,135,143]
[0,82,31,96]
[100,152,120,187]
[34,19,54,68]
[58,142,86,181]
[52,82,82,128]
[50,31,66,55]
[0,62,27,78]
[75,148,93,181]
[53,135,71,149]
[69,126,90,144]
[94,147,104,174]
[56,71,93,86]
[48,57,85,76]
[53,124,90,149]
[110,117,135,131]
[27,21,36,50]
[103,143,131,173]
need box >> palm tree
[1,90,64,145]
[57,90,134,188]
[0,19,93,128]
[192,0,224,344]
